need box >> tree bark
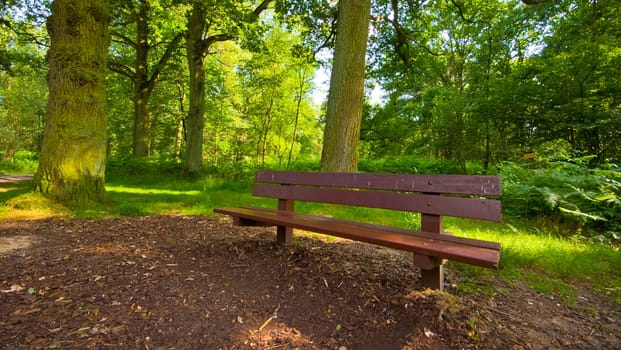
[34,0,110,204]
[132,0,152,157]
[183,3,207,175]
[320,0,371,172]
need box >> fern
[500,160,621,241]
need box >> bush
[499,161,621,243]
[359,156,479,174]
[0,151,38,174]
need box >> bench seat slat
[242,206,500,249]
[253,185,502,221]
[214,206,500,269]
[255,171,502,196]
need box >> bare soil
[0,214,619,350]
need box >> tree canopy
[0,0,619,203]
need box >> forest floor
[1,214,620,350]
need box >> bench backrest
[253,171,501,222]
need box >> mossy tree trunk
[33,0,110,204]
[184,3,209,176]
[320,0,371,173]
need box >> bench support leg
[420,266,444,291]
[276,198,294,245]
[276,225,293,245]
[418,213,445,291]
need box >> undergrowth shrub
[0,151,38,173]
[358,156,478,174]
[500,161,620,244]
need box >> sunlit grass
[106,186,202,196]
[442,218,621,305]
[0,190,71,220]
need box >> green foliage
[232,25,321,167]
[0,29,47,160]
[0,150,38,173]
[500,161,621,243]
[358,155,482,175]
[367,0,621,167]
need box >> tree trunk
[260,96,275,166]
[34,0,110,204]
[108,0,182,158]
[184,4,207,176]
[132,0,153,157]
[174,82,186,163]
[288,66,312,168]
[3,141,17,161]
[320,0,371,173]
[183,0,271,175]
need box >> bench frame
[214,171,502,291]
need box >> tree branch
[252,0,272,17]
[147,31,184,89]
[1,18,48,48]
[313,11,338,59]
[522,0,548,4]
[386,0,439,63]
[111,30,137,48]
[107,61,135,80]
[198,0,272,57]
[449,0,472,23]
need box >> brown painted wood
[253,184,501,221]
[255,171,501,196]
[213,207,500,269]
[277,197,294,244]
[215,171,503,291]
[419,212,445,289]
[242,206,500,250]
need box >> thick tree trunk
[132,0,153,157]
[320,0,371,172]
[34,0,110,204]
[184,4,207,176]
[132,89,153,157]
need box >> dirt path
[0,174,33,184]
[0,215,619,349]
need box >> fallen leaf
[424,328,435,338]
[1,284,24,293]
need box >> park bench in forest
[214,171,502,291]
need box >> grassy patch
[443,218,621,304]
[1,185,71,220]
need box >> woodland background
[0,0,620,243]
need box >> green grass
[1,171,619,305]
[0,181,71,219]
[443,218,621,305]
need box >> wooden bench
[214,171,502,291]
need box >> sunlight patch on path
[0,235,37,254]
